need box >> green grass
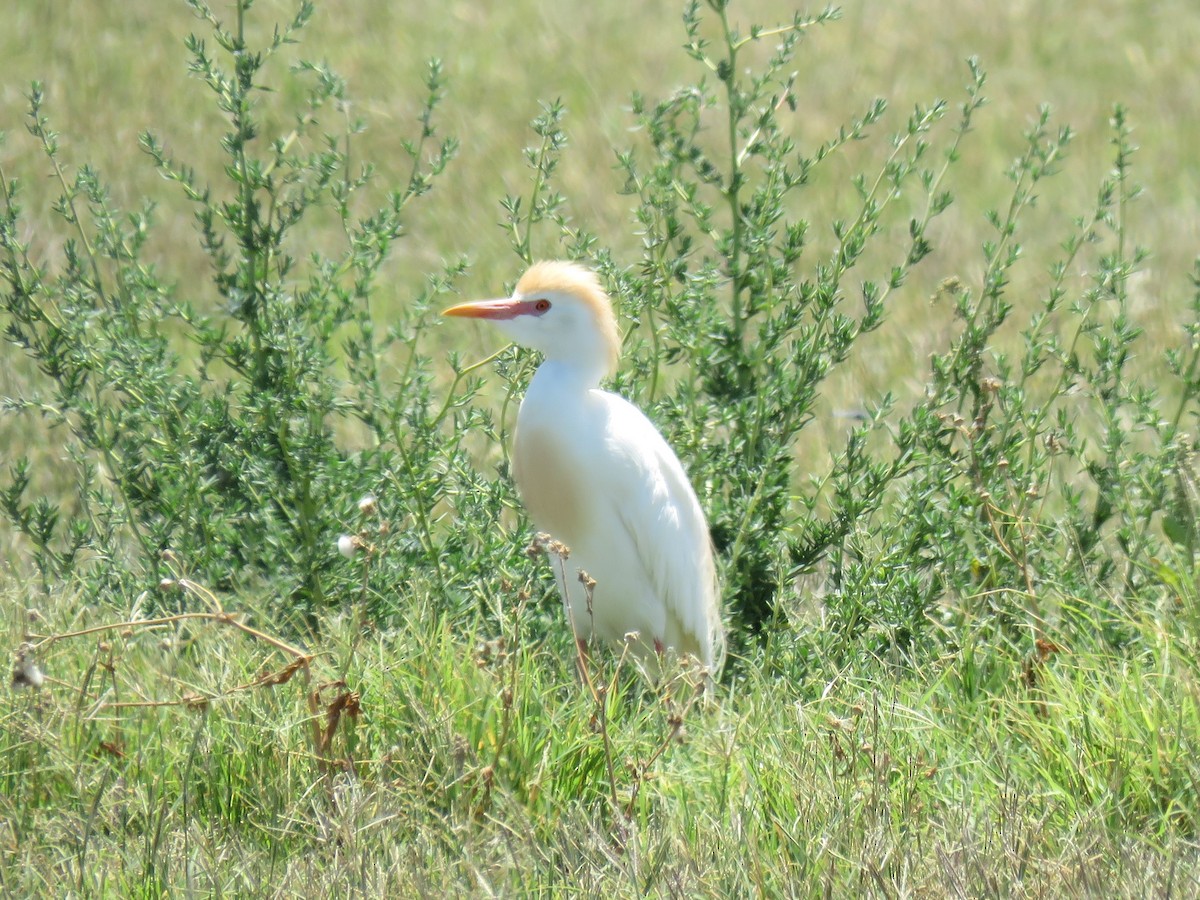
[3,579,1198,896]
[3,0,1200,895]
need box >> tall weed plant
[1,0,1197,676]
[0,1,486,620]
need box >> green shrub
[486,2,1200,668]
[0,1,479,618]
[1,0,1197,673]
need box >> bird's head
[443,261,620,382]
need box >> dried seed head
[474,638,508,668]
[525,534,545,558]
[934,276,962,300]
[451,735,468,771]
[473,641,492,667]
[357,494,378,516]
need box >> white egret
[443,261,725,677]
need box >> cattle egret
[443,261,725,677]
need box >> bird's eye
[534,298,551,313]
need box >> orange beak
[442,298,538,320]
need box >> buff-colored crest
[516,261,620,376]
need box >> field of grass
[2,0,1199,895]
[3,579,1197,895]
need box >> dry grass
[2,0,1196,316]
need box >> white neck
[531,356,606,393]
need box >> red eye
[534,298,551,313]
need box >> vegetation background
[1,0,1198,895]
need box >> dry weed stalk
[25,552,314,711]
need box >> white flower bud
[12,643,44,689]
[18,659,45,689]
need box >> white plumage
[444,261,725,675]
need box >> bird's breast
[511,423,591,542]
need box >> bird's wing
[601,394,725,672]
